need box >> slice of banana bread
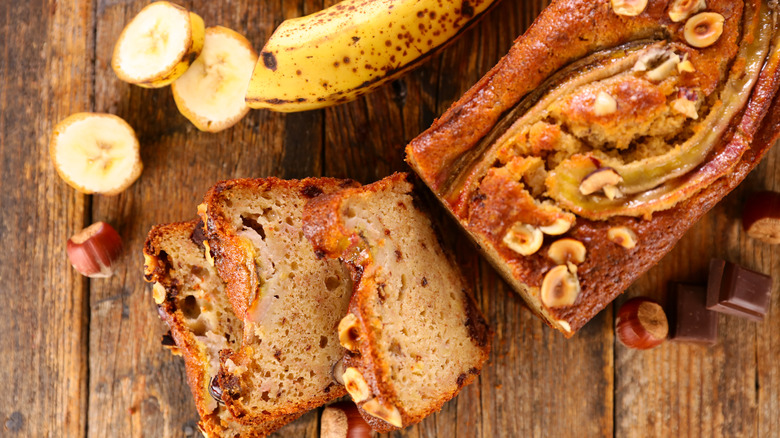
[303,173,492,432]
[198,177,357,425]
[143,220,300,437]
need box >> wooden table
[1,0,778,436]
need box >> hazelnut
[331,358,346,386]
[539,217,574,236]
[671,97,699,119]
[742,191,780,244]
[607,226,638,249]
[684,12,724,48]
[547,238,587,265]
[593,91,617,116]
[152,282,166,305]
[540,265,581,308]
[338,313,360,352]
[616,297,669,349]
[645,54,681,82]
[503,223,544,256]
[361,398,403,428]
[321,401,372,438]
[602,185,624,200]
[668,0,706,22]
[343,367,370,402]
[579,168,623,196]
[66,221,123,278]
[610,0,648,16]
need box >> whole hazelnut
[616,297,669,350]
[66,221,123,278]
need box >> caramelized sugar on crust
[303,173,492,432]
[198,178,357,425]
[406,0,780,336]
[143,220,299,437]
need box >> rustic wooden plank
[86,1,323,437]
[0,1,93,437]
[613,139,779,434]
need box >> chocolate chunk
[706,259,772,321]
[670,283,718,345]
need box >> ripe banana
[50,113,143,195]
[246,0,499,112]
[172,26,258,132]
[112,1,205,88]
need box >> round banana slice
[50,113,143,195]
[172,26,258,132]
[111,1,205,88]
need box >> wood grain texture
[0,0,778,437]
[0,1,93,436]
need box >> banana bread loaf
[303,173,492,432]
[406,0,780,336]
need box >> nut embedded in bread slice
[198,177,358,425]
[142,220,300,437]
[303,173,492,432]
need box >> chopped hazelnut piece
[548,238,587,265]
[646,54,681,82]
[503,223,544,256]
[361,399,403,428]
[152,282,166,305]
[579,167,623,197]
[593,91,617,116]
[669,0,706,23]
[338,313,360,351]
[343,367,371,402]
[684,13,724,48]
[608,226,638,249]
[672,98,699,119]
[610,0,648,16]
[541,265,581,308]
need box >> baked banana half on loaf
[406,0,780,336]
[303,173,492,432]
[143,220,299,437]
[197,178,357,426]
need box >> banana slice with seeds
[172,26,258,132]
[50,113,143,195]
[112,1,205,88]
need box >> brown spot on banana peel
[262,52,277,71]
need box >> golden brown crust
[304,173,492,432]
[406,0,780,336]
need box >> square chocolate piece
[706,259,773,322]
[671,283,718,345]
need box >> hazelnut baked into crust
[406,0,780,336]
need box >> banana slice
[112,1,205,88]
[50,113,143,195]
[171,26,258,132]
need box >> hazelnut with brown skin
[67,221,123,278]
[616,297,669,350]
[742,191,780,244]
[320,401,372,438]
